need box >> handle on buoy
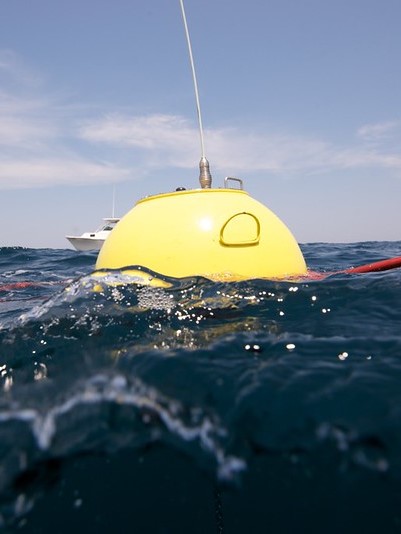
[219,212,260,246]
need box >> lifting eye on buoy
[224,177,243,190]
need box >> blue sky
[1,0,401,248]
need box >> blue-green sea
[1,241,401,533]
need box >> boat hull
[66,218,120,251]
[66,237,105,252]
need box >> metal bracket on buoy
[224,177,243,190]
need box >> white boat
[66,217,120,251]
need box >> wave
[1,243,401,531]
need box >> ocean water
[1,242,401,533]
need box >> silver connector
[199,157,212,188]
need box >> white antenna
[112,183,116,218]
[179,0,212,188]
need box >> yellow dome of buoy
[96,186,307,281]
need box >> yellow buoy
[96,187,307,281]
[94,4,307,282]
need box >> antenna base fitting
[199,157,212,188]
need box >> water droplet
[244,344,262,353]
